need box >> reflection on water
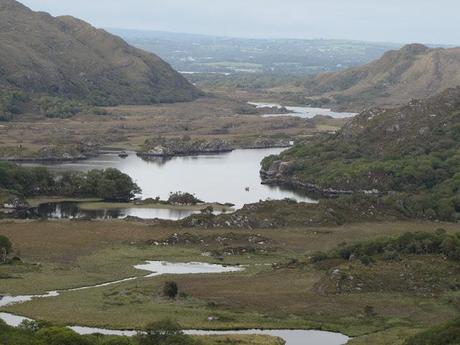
[33,202,198,220]
[22,148,315,208]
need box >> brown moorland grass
[1,97,335,158]
[1,219,459,338]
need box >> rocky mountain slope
[300,44,460,110]
[261,87,460,220]
[0,0,201,105]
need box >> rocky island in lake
[137,136,293,157]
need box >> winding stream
[0,261,349,345]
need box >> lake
[22,148,315,209]
[33,201,201,220]
[249,102,357,119]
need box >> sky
[18,0,460,45]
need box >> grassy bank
[0,219,459,343]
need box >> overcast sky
[19,0,460,45]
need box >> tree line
[0,162,140,202]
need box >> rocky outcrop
[2,143,99,162]
[238,137,293,149]
[138,136,293,157]
[138,138,233,157]
[260,160,378,197]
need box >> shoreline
[3,144,293,163]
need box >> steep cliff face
[0,0,201,105]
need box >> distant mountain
[261,87,460,220]
[300,44,460,110]
[0,0,201,105]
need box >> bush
[38,96,85,118]
[168,192,202,205]
[138,320,198,345]
[200,206,214,215]
[0,235,12,263]
[163,281,179,299]
[0,89,27,121]
[404,318,460,345]
[310,251,328,263]
[364,305,376,317]
[36,327,92,345]
[359,255,374,266]
[321,231,460,264]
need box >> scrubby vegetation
[0,234,12,262]
[168,192,203,205]
[188,73,299,91]
[139,320,198,345]
[162,282,179,299]
[312,230,460,264]
[0,319,199,345]
[0,162,140,202]
[37,96,86,118]
[263,88,460,221]
[180,196,406,229]
[0,89,28,121]
[404,318,460,345]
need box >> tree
[97,168,141,202]
[138,320,198,345]
[0,235,12,263]
[163,281,178,299]
[83,168,141,202]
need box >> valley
[1,1,460,345]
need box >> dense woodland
[0,162,140,202]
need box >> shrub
[364,305,376,317]
[404,318,460,345]
[0,235,12,263]
[168,192,202,205]
[36,327,92,345]
[310,251,328,263]
[163,281,179,299]
[330,231,460,263]
[359,255,374,266]
[0,89,27,121]
[201,206,214,215]
[38,96,85,118]
[138,320,198,345]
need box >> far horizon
[18,0,460,46]
[107,27,455,48]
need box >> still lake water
[34,202,200,220]
[249,102,357,119]
[23,148,315,209]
